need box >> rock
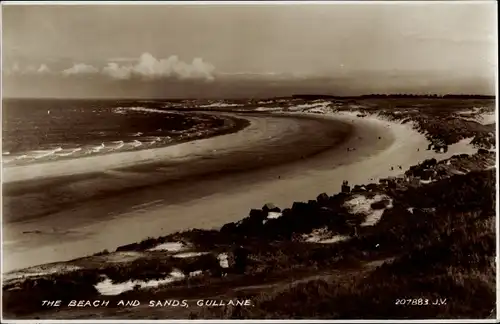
[249,209,266,221]
[221,222,237,233]
[292,202,308,212]
[371,199,391,210]
[262,203,280,213]
[307,201,319,214]
[316,193,330,204]
[352,185,367,193]
[387,181,397,189]
[349,226,358,237]
[409,177,421,186]
[421,169,436,180]
[422,158,437,168]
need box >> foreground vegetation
[197,193,495,319]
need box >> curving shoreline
[3,111,356,271]
[3,112,375,272]
[3,113,352,224]
[2,109,479,272]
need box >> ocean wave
[110,141,125,150]
[129,140,143,148]
[113,107,128,114]
[89,143,105,153]
[3,151,11,156]
[143,136,162,145]
[57,147,83,157]
[5,137,161,166]
[5,139,149,166]
[2,155,19,164]
[32,147,63,159]
[3,148,67,164]
[15,154,29,161]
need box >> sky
[2,2,497,99]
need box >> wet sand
[2,111,477,272]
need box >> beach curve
[2,110,477,272]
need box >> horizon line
[2,93,496,101]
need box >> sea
[1,99,234,166]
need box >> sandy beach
[2,111,478,272]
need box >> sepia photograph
[1,0,498,321]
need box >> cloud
[3,63,52,75]
[37,64,51,73]
[102,62,132,80]
[102,53,215,81]
[62,63,99,76]
[5,54,216,82]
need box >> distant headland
[288,94,496,100]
